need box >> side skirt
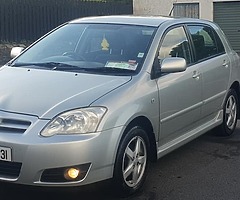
[157,110,223,159]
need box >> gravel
[0,44,12,65]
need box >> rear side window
[187,25,225,61]
[214,31,225,54]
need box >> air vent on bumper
[0,118,31,134]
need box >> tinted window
[158,26,191,64]
[187,25,222,61]
[213,31,225,54]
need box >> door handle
[192,71,200,80]
[223,60,229,68]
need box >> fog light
[41,163,91,182]
[64,168,80,180]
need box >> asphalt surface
[1,122,240,200]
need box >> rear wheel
[215,89,238,136]
[113,126,150,197]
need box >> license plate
[0,146,12,162]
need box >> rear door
[186,24,230,120]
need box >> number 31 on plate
[0,147,12,162]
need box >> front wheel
[215,89,238,136]
[113,126,150,197]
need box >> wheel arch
[118,116,157,162]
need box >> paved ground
[1,122,240,200]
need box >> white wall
[133,0,240,21]
[133,0,173,17]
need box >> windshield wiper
[83,67,133,72]
[71,67,136,75]
[10,62,135,74]
[10,62,81,71]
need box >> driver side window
[159,26,192,64]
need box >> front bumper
[0,111,122,186]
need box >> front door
[156,26,202,146]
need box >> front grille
[0,160,22,178]
[0,118,31,134]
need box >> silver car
[1,15,240,196]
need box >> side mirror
[10,47,24,58]
[161,57,187,73]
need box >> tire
[113,126,150,197]
[215,89,238,136]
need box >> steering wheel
[62,52,85,61]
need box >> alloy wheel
[225,94,237,130]
[122,136,147,187]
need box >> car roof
[69,15,212,27]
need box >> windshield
[11,23,156,75]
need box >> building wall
[133,0,240,21]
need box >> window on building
[173,3,199,18]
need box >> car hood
[0,67,131,119]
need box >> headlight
[40,107,107,137]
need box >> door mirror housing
[161,57,187,73]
